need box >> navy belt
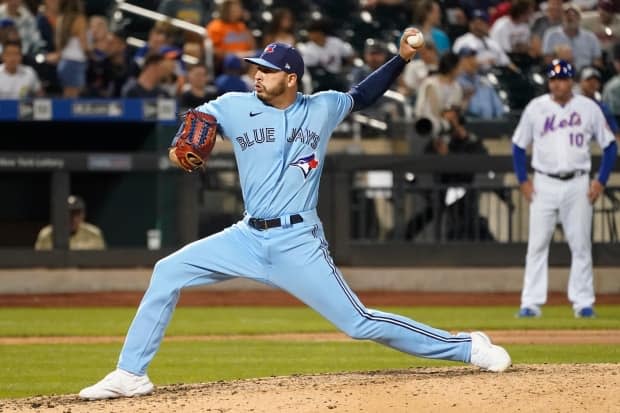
[248,214,303,230]
[536,170,587,181]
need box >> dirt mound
[2,364,618,413]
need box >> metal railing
[2,152,619,267]
[113,0,214,75]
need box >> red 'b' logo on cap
[264,44,276,54]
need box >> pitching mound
[2,364,618,413]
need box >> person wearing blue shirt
[456,47,506,119]
[79,29,511,401]
[577,66,619,137]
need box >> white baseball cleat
[469,331,511,372]
[79,368,154,400]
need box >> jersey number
[569,133,584,147]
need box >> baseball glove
[171,109,218,172]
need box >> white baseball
[406,32,424,48]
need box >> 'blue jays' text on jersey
[195,91,353,218]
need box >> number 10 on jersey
[569,132,584,147]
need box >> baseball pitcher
[512,59,618,318]
[80,29,511,400]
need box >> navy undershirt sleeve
[348,55,408,112]
[512,144,528,184]
[598,141,618,185]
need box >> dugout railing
[1,151,619,268]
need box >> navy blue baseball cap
[547,59,574,79]
[244,43,304,79]
[469,9,490,23]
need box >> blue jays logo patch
[290,153,319,178]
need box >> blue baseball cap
[244,43,304,79]
[547,59,574,79]
[470,9,489,23]
[457,47,477,57]
[0,18,15,28]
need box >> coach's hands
[588,180,604,204]
[399,28,419,61]
[519,180,535,203]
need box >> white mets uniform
[512,93,615,311]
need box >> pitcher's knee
[150,256,180,287]
[341,322,374,341]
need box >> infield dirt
[1,364,618,413]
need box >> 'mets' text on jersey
[196,91,353,218]
[512,94,615,175]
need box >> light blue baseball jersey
[117,89,474,377]
[196,91,353,218]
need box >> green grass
[1,305,619,398]
[1,341,619,398]
[1,305,620,337]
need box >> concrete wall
[1,267,618,294]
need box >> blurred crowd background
[0,0,618,119]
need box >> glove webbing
[187,115,213,147]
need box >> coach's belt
[248,214,303,230]
[536,170,588,181]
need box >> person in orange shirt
[206,0,255,64]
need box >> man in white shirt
[580,0,620,62]
[490,0,536,55]
[297,19,354,92]
[542,3,603,71]
[0,0,43,56]
[452,9,517,73]
[0,39,43,98]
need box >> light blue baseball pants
[118,209,472,375]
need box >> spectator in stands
[414,52,464,137]
[0,18,19,54]
[350,39,390,84]
[413,0,451,55]
[121,53,171,98]
[36,0,58,54]
[350,39,400,125]
[85,28,130,98]
[55,0,90,98]
[157,0,207,46]
[214,53,249,95]
[581,0,620,65]
[297,18,354,92]
[577,66,620,136]
[441,0,469,42]
[159,45,187,96]
[452,9,518,73]
[0,0,43,57]
[87,15,108,52]
[457,47,506,119]
[399,41,439,101]
[261,7,296,47]
[34,0,61,95]
[602,43,620,115]
[0,38,43,98]
[542,3,603,71]
[178,63,218,111]
[205,0,256,63]
[35,194,106,250]
[131,21,174,77]
[531,0,564,59]
[490,0,536,56]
